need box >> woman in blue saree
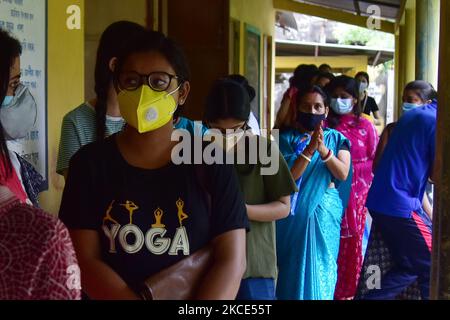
[276,86,352,300]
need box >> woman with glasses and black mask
[203,77,297,300]
[59,30,249,300]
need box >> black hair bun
[224,74,256,102]
[204,78,251,123]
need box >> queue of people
[0,22,437,301]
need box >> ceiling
[276,39,395,65]
[294,0,402,22]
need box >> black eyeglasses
[118,71,181,92]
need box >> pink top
[0,187,81,300]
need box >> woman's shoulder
[358,115,377,128]
[62,102,95,124]
[368,96,379,107]
[3,203,62,242]
[360,112,374,124]
[324,127,349,143]
[279,128,297,138]
[71,135,116,166]
[323,127,339,135]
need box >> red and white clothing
[0,151,28,203]
[0,187,81,300]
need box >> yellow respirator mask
[118,85,179,133]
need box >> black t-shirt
[363,95,379,115]
[59,135,249,290]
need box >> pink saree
[331,114,379,299]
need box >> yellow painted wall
[394,27,402,120]
[275,55,368,76]
[230,0,275,39]
[405,0,416,84]
[39,0,85,215]
[230,0,275,129]
[394,0,416,119]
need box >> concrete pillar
[431,0,450,301]
[416,0,440,87]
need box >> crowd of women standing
[0,21,437,300]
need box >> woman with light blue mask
[373,80,436,218]
[355,72,381,126]
[325,75,379,300]
[357,80,437,300]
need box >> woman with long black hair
[59,30,248,300]
[0,29,43,205]
[325,76,379,300]
[57,21,147,179]
[0,28,80,301]
[203,77,296,300]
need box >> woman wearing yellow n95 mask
[59,30,249,301]
[116,70,183,133]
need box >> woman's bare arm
[422,194,433,220]
[274,95,291,129]
[320,148,351,181]
[246,196,290,222]
[194,229,246,300]
[317,127,351,181]
[70,229,140,300]
[373,126,390,172]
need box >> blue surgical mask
[1,96,14,107]
[402,102,421,113]
[331,98,354,115]
[359,82,368,93]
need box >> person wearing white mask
[355,72,381,126]
[203,77,297,300]
[325,75,379,300]
[0,29,42,206]
[225,74,261,136]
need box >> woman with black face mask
[276,85,352,300]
